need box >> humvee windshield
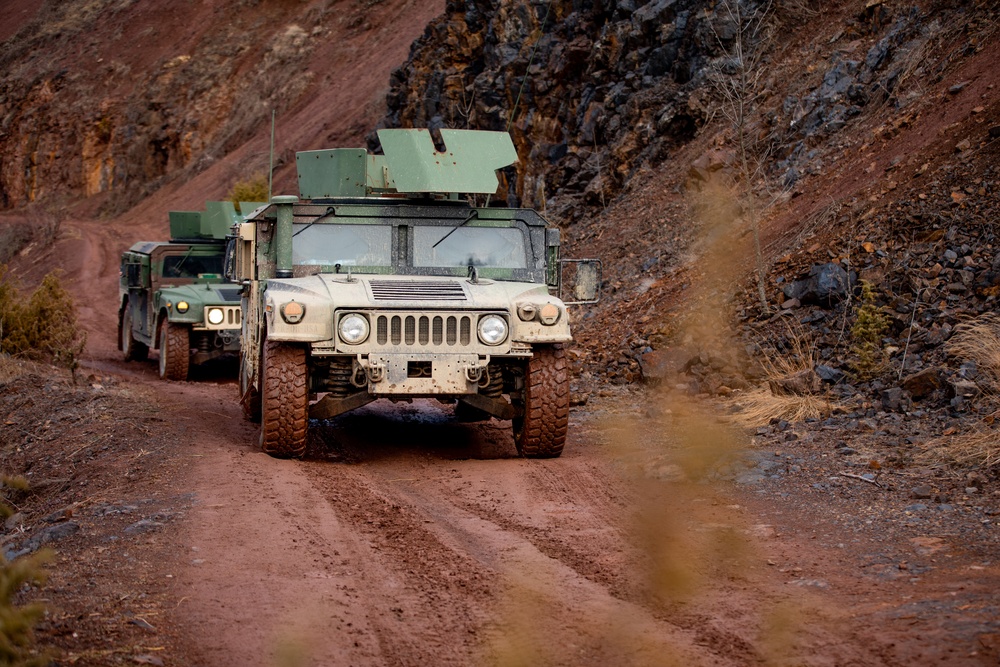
[293,224,392,266]
[413,227,527,269]
[162,254,225,278]
[291,222,530,270]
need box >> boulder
[783,263,853,306]
[901,367,944,399]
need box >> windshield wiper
[293,206,335,238]
[432,209,479,248]
[171,245,196,277]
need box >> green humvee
[118,202,253,380]
[227,129,600,459]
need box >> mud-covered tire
[240,351,262,423]
[513,344,569,458]
[120,308,148,362]
[158,319,190,381]
[260,340,308,459]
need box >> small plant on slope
[849,281,889,381]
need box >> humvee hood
[159,283,242,305]
[267,274,551,310]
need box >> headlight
[339,314,369,344]
[207,307,225,325]
[478,314,508,345]
[281,301,305,324]
[176,301,189,313]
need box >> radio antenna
[267,109,276,201]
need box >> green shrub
[227,173,269,207]
[0,267,87,372]
[850,281,889,380]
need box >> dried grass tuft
[918,314,1000,469]
[947,314,1000,393]
[730,387,830,427]
[729,321,834,427]
[920,425,1000,469]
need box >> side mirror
[559,259,602,305]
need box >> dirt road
[16,216,993,666]
[116,363,997,667]
[144,377,862,667]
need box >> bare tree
[710,0,778,315]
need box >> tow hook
[366,360,385,384]
[465,363,485,383]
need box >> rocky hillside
[375,0,992,218]
[375,0,998,388]
[0,0,442,219]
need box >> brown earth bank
[1,0,1000,664]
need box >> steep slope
[0,0,443,218]
[375,0,999,388]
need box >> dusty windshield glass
[413,226,527,269]
[162,254,224,278]
[292,224,392,266]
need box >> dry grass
[921,426,1000,469]
[918,314,1000,469]
[0,355,27,384]
[729,322,834,428]
[947,314,1000,393]
[730,386,830,427]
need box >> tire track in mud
[298,463,499,665]
[422,467,765,666]
[298,449,756,667]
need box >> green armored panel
[367,155,393,191]
[202,201,239,239]
[239,201,267,216]
[377,129,518,195]
[297,148,368,199]
[169,211,201,240]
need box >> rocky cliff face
[0,0,320,214]
[376,0,996,228]
[376,0,734,221]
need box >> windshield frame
[288,210,545,283]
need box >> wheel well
[154,308,169,348]
[117,298,129,351]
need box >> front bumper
[362,352,488,395]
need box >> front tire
[260,340,308,459]
[158,319,190,381]
[513,344,569,458]
[120,307,148,362]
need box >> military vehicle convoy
[227,129,600,459]
[119,201,250,380]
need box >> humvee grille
[375,314,473,347]
[369,280,466,301]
